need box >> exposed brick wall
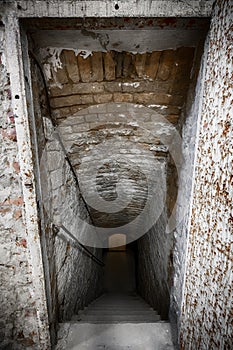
[0,23,49,350]
[31,60,104,330]
[46,48,195,128]
[137,207,173,320]
[179,1,233,348]
[42,46,197,233]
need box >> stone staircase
[56,293,175,349]
[72,293,160,323]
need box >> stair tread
[79,310,157,315]
[80,315,160,318]
[76,293,161,324]
[87,304,155,309]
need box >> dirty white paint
[170,28,210,345]
[39,48,63,81]
[148,104,168,109]
[123,82,140,88]
[1,0,214,18]
[179,0,233,348]
[4,15,51,348]
[32,29,203,53]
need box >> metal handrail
[53,224,105,267]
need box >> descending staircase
[72,293,160,323]
[56,293,175,349]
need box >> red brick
[91,52,104,82]
[0,197,23,206]
[133,92,171,105]
[61,50,80,83]
[113,93,133,103]
[157,50,175,81]
[122,53,132,78]
[13,209,22,219]
[135,53,147,78]
[50,94,93,108]
[103,52,116,81]
[13,162,20,173]
[53,67,69,84]
[145,52,161,80]
[166,114,180,124]
[115,52,123,78]
[94,94,112,103]
[78,55,92,82]
[1,128,17,142]
[0,208,11,214]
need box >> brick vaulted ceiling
[28,18,209,232]
[49,48,195,125]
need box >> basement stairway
[56,293,175,349]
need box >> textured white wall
[170,30,209,344]
[0,19,50,349]
[180,0,233,348]
[1,0,214,18]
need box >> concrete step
[56,322,175,349]
[74,293,161,324]
[79,309,157,315]
[87,304,154,310]
[91,299,151,304]
[73,314,161,323]
[88,300,154,307]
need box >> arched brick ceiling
[37,24,204,233]
[55,103,180,233]
[48,47,195,126]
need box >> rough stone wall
[57,103,173,231]
[40,127,103,322]
[0,22,50,349]
[137,208,173,320]
[180,1,233,348]
[31,62,104,324]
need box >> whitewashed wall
[179,1,233,348]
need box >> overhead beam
[1,0,214,18]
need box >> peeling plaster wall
[180,0,233,348]
[0,21,50,350]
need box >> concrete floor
[56,322,175,350]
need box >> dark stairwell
[25,16,209,349]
